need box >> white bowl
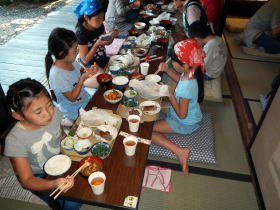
[134,22,146,30]
[124,89,137,98]
[103,89,123,104]
[76,127,92,139]
[61,136,78,151]
[44,154,71,176]
[74,139,92,155]
[145,74,161,83]
[112,76,129,86]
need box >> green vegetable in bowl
[91,142,111,158]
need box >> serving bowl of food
[61,136,78,151]
[74,139,92,155]
[104,89,123,104]
[157,37,169,46]
[93,125,118,143]
[134,22,146,30]
[44,154,72,176]
[91,142,111,159]
[124,89,137,98]
[129,72,145,80]
[79,156,103,177]
[128,28,140,36]
[112,76,129,90]
[132,48,148,57]
[160,20,172,30]
[97,73,113,86]
[109,65,122,75]
[76,126,92,139]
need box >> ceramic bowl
[112,76,129,90]
[103,89,123,104]
[129,72,145,80]
[76,127,92,139]
[149,19,159,26]
[145,74,161,83]
[97,73,113,86]
[91,142,111,159]
[74,139,92,155]
[159,20,172,30]
[44,154,72,176]
[61,136,78,151]
[134,22,146,30]
[109,65,122,75]
[78,156,103,177]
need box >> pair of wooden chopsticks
[154,57,171,75]
[140,55,157,61]
[49,162,89,200]
[76,57,88,72]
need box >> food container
[76,127,92,139]
[149,19,159,26]
[109,65,122,75]
[44,154,72,176]
[79,156,103,177]
[97,73,113,87]
[91,142,111,159]
[134,22,146,30]
[159,20,172,30]
[74,139,92,155]
[156,37,169,46]
[103,89,123,104]
[112,76,129,90]
[128,28,140,36]
[94,125,118,143]
[129,72,145,80]
[61,136,78,151]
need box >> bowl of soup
[97,73,113,86]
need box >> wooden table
[48,43,168,209]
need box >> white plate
[94,125,118,142]
[44,154,71,176]
[139,101,161,115]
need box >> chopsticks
[149,56,163,62]
[140,55,157,61]
[49,162,89,200]
[154,57,171,75]
[75,57,88,72]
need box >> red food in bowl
[129,72,145,80]
[128,28,140,36]
[79,156,103,177]
[157,37,169,43]
[97,73,112,84]
[139,14,150,18]
[160,20,172,25]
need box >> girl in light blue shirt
[152,38,205,176]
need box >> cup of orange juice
[88,172,106,195]
[123,136,138,156]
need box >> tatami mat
[223,30,280,63]
[232,59,280,100]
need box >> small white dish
[61,136,78,151]
[94,125,118,142]
[112,76,129,86]
[74,139,92,155]
[44,154,71,176]
[76,127,92,139]
[134,22,146,30]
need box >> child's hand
[81,70,93,81]
[95,37,111,47]
[55,176,74,192]
[129,0,141,8]
[159,62,169,72]
[112,29,119,38]
[88,64,102,75]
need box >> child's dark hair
[75,8,105,28]
[188,20,212,39]
[168,48,204,103]
[194,66,204,103]
[6,78,51,114]
[45,28,77,80]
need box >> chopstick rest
[119,131,151,145]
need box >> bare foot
[177,148,190,176]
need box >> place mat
[61,109,122,161]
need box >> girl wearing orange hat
[152,38,205,176]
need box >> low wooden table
[46,43,168,209]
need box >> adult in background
[189,20,227,80]
[201,0,221,33]
[239,0,280,54]
[105,0,141,37]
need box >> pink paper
[105,38,125,56]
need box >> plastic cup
[140,62,149,75]
[88,172,106,195]
[123,136,138,156]
[127,115,140,133]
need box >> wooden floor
[0,0,80,94]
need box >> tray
[61,109,122,161]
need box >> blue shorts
[165,112,200,135]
